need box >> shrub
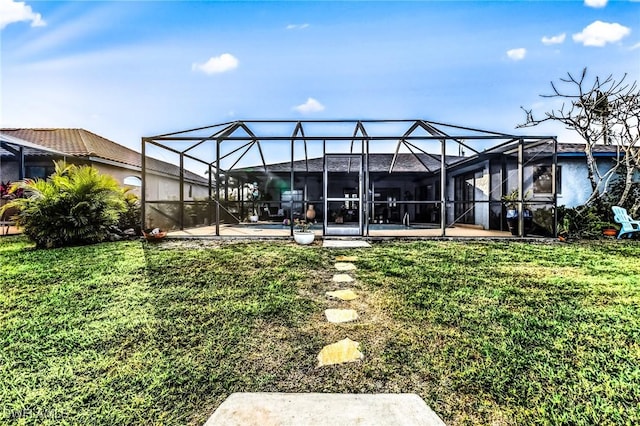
[1,161,127,248]
[558,205,616,240]
[118,189,142,234]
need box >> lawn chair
[612,206,640,239]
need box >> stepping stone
[326,289,358,301]
[332,273,354,283]
[323,240,371,248]
[317,337,364,367]
[336,255,358,262]
[205,392,447,425]
[334,262,356,271]
[324,308,359,323]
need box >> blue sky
[1,0,639,152]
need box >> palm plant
[0,161,127,248]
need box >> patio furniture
[260,205,286,221]
[612,206,640,239]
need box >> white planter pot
[293,231,315,245]
[249,215,259,223]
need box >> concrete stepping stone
[323,240,371,248]
[205,392,447,425]
[334,262,356,271]
[326,289,358,301]
[317,337,364,367]
[335,255,358,262]
[324,308,359,323]
[332,273,354,283]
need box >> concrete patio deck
[167,224,515,239]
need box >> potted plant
[142,227,167,241]
[293,219,315,245]
[502,189,533,236]
[244,182,261,222]
[602,224,618,237]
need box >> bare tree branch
[519,68,640,210]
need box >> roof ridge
[75,129,95,156]
[1,127,83,131]
[78,128,140,155]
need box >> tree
[519,68,640,214]
[0,161,127,248]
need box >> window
[123,176,142,187]
[533,165,561,195]
[26,166,55,179]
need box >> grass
[1,236,639,425]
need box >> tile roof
[557,143,620,154]
[0,128,208,184]
[0,128,141,168]
[235,153,465,174]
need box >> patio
[167,223,514,238]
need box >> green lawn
[1,236,639,425]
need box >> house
[1,128,142,188]
[142,119,567,237]
[0,128,209,200]
[4,124,616,238]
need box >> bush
[1,161,127,248]
[118,190,142,234]
[558,205,616,240]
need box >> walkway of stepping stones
[317,255,366,367]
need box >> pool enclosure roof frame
[142,119,558,238]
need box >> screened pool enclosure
[142,120,558,238]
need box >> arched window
[123,176,142,187]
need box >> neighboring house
[0,128,209,201]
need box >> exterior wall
[145,171,209,201]
[556,157,615,208]
[92,163,142,196]
[0,156,142,193]
[0,159,19,182]
[1,153,211,203]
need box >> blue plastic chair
[612,206,640,239]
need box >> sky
[1,0,639,154]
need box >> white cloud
[506,48,526,61]
[631,42,640,50]
[293,98,325,114]
[286,23,309,30]
[584,0,607,8]
[542,33,566,45]
[192,53,239,74]
[0,0,46,30]
[573,21,630,46]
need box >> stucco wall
[0,160,19,182]
[92,163,142,196]
[556,157,615,208]
[145,171,209,201]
